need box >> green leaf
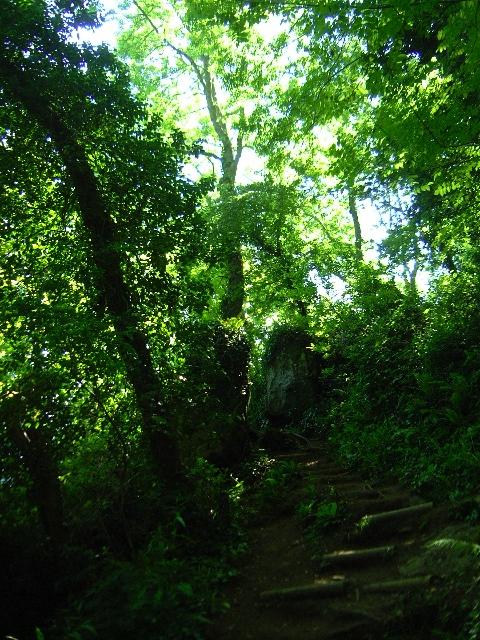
[177,582,194,597]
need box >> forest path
[208,441,446,640]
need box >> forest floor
[207,440,479,640]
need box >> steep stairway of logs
[209,441,443,640]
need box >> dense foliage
[1,0,479,638]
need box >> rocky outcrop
[264,328,321,426]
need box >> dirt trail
[208,441,447,640]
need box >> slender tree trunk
[215,186,249,442]
[200,54,246,323]
[133,35,251,463]
[408,259,419,293]
[221,248,245,320]
[215,200,250,454]
[195,57,251,448]
[8,423,66,548]
[348,189,363,262]
[0,60,183,483]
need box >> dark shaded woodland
[1,1,480,638]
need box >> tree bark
[8,422,66,549]
[348,189,363,262]
[198,57,246,323]
[133,8,247,320]
[0,58,183,483]
[221,248,245,320]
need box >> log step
[319,545,397,568]
[349,496,410,516]
[260,577,350,600]
[338,487,381,499]
[361,575,434,594]
[323,620,374,639]
[313,473,362,483]
[309,466,354,476]
[260,574,434,602]
[334,482,372,492]
[275,451,311,459]
[356,502,433,534]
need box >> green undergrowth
[33,457,249,640]
[250,456,300,511]
[312,274,480,505]
[296,484,347,557]
[329,418,480,503]
[54,536,238,640]
[48,452,304,640]
[379,532,480,640]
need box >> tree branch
[131,0,243,183]
[131,0,207,88]
[197,149,222,161]
[235,130,244,166]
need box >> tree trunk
[348,189,363,262]
[198,58,251,461]
[0,59,183,483]
[8,423,66,548]
[152,46,251,466]
[221,248,245,320]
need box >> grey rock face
[264,329,320,425]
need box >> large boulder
[264,328,322,426]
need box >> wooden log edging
[339,487,381,499]
[260,578,350,600]
[361,575,434,593]
[319,545,397,567]
[260,573,435,602]
[356,502,433,532]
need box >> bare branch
[197,149,222,161]
[131,0,207,88]
[131,0,242,183]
